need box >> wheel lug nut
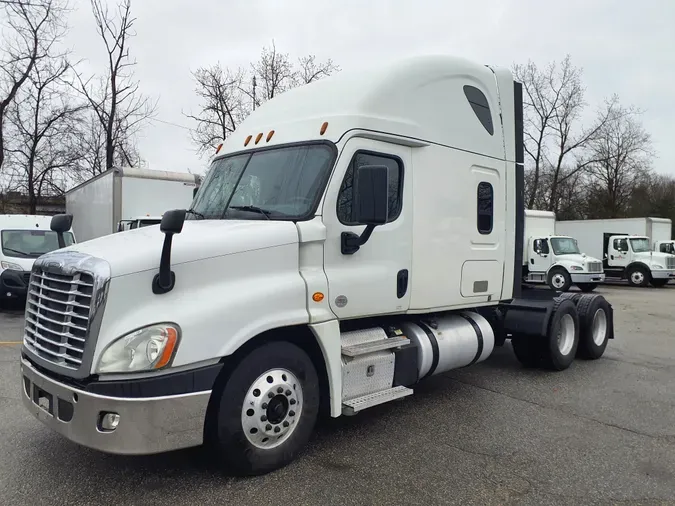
[266,424,272,431]
[285,389,291,396]
[289,410,295,416]
[283,421,289,427]
[277,387,283,394]
[290,399,296,405]
[274,426,281,433]
[261,415,267,422]
[262,402,268,409]
[268,392,274,398]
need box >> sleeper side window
[337,151,403,225]
[477,181,493,234]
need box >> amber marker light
[312,292,325,302]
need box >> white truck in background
[556,217,675,287]
[523,210,604,292]
[20,55,616,476]
[66,167,200,242]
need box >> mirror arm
[341,225,376,255]
[152,232,176,294]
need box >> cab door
[529,238,551,273]
[608,237,630,267]
[321,138,413,319]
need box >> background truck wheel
[576,294,611,359]
[577,283,598,293]
[210,341,320,476]
[541,298,579,371]
[649,279,668,288]
[627,266,649,287]
[511,335,541,368]
[547,267,572,292]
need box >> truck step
[342,386,413,415]
[341,336,410,357]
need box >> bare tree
[6,56,86,212]
[76,0,155,173]
[513,56,614,211]
[584,107,653,218]
[0,0,67,171]
[188,42,339,156]
[184,65,246,156]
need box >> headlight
[96,323,180,374]
[652,264,664,269]
[1,261,23,271]
[569,265,583,271]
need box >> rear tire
[210,341,320,476]
[650,278,668,288]
[540,298,579,371]
[577,283,598,293]
[547,267,572,292]
[576,294,611,359]
[627,266,649,287]
[511,335,541,368]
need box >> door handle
[397,269,408,299]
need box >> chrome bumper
[571,272,605,283]
[21,357,211,455]
[650,270,675,280]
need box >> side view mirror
[50,213,73,248]
[152,209,187,295]
[342,165,389,255]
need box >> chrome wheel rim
[241,368,303,450]
[630,271,644,285]
[551,274,567,289]
[591,308,608,346]
[557,313,575,356]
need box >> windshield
[1,229,75,258]
[188,143,335,220]
[550,237,580,255]
[630,238,650,253]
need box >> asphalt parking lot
[1,285,674,505]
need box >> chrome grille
[23,269,94,370]
[667,256,675,270]
[587,261,603,273]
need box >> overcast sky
[63,0,675,176]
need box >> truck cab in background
[654,239,675,255]
[523,210,604,292]
[116,216,162,232]
[605,235,675,287]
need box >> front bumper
[570,272,605,284]
[20,357,212,455]
[650,269,675,280]
[0,269,30,299]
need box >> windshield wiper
[2,247,28,257]
[229,205,272,220]
[186,209,206,219]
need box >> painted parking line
[0,341,22,345]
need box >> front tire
[547,267,572,292]
[211,341,320,476]
[627,266,649,287]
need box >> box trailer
[523,210,604,292]
[556,217,675,287]
[21,55,616,476]
[66,167,200,242]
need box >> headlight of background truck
[96,323,180,374]
[1,261,23,271]
[569,265,583,271]
[651,264,664,269]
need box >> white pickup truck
[19,55,615,476]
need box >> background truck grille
[23,269,94,370]
[667,257,675,270]
[587,261,603,273]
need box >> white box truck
[0,214,75,304]
[556,217,675,287]
[20,55,616,476]
[66,167,200,242]
[523,210,605,292]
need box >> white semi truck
[523,210,605,292]
[19,55,616,476]
[66,167,200,242]
[556,217,675,287]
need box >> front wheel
[547,267,572,292]
[577,283,598,293]
[627,266,649,287]
[650,278,668,288]
[210,341,320,476]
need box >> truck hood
[555,253,602,264]
[43,220,300,277]
[635,251,673,265]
